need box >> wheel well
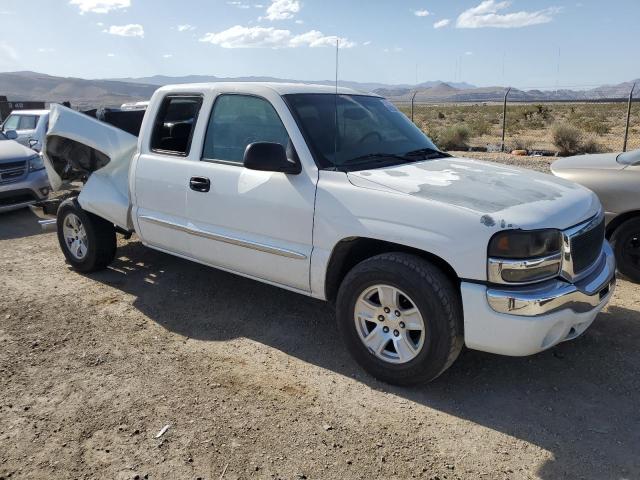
[324,237,460,303]
[606,210,640,239]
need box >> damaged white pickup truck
[43,83,616,385]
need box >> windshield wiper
[347,152,412,164]
[404,147,450,159]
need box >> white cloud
[200,25,354,49]
[104,24,144,37]
[383,47,403,53]
[414,9,430,17]
[433,18,450,28]
[69,0,130,14]
[0,10,15,15]
[456,0,560,29]
[264,0,300,20]
[363,40,372,46]
[0,41,18,61]
[38,48,56,53]
[177,24,196,32]
[107,53,116,57]
[228,1,251,8]
[465,51,473,55]
[163,54,173,58]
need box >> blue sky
[0,0,638,88]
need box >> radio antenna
[334,38,339,166]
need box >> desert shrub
[552,124,582,155]
[510,138,534,151]
[436,125,471,150]
[437,111,446,120]
[581,118,610,135]
[468,118,492,136]
[581,136,604,154]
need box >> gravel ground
[1,155,639,480]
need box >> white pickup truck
[42,83,616,385]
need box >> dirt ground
[1,156,639,480]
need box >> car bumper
[461,241,616,356]
[0,169,50,213]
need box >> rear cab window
[150,95,203,156]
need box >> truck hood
[347,156,601,230]
[0,140,36,162]
[551,152,624,173]
[43,104,139,230]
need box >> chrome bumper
[487,241,616,316]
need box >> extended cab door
[133,94,203,257]
[186,93,317,292]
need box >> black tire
[336,253,464,386]
[611,217,640,283]
[56,198,117,273]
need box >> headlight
[488,229,562,284]
[28,154,45,172]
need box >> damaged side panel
[43,105,139,230]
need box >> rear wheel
[611,217,640,283]
[336,253,464,385]
[57,199,116,273]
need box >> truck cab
[42,83,616,385]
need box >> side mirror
[5,130,18,140]
[29,138,39,149]
[243,142,301,175]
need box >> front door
[186,93,316,291]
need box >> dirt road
[1,179,639,479]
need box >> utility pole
[501,87,511,153]
[623,82,636,152]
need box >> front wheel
[336,253,464,386]
[57,199,117,273]
[611,217,640,283]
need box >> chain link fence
[398,87,639,155]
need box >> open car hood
[43,104,139,229]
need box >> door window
[150,95,203,155]
[203,94,290,164]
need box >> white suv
[1,109,50,152]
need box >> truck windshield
[284,93,444,170]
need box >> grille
[571,218,605,274]
[0,160,27,184]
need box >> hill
[0,71,637,108]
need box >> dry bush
[436,125,471,151]
[552,124,582,155]
[581,136,605,154]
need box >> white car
[41,83,615,385]
[1,109,50,152]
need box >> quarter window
[203,94,290,164]
[150,95,203,155]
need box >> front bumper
[0,169,50,213]
[461,241,615,356]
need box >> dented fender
[43,105,139,230]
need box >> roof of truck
[158,82,378,97]
[8,109,49,116]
